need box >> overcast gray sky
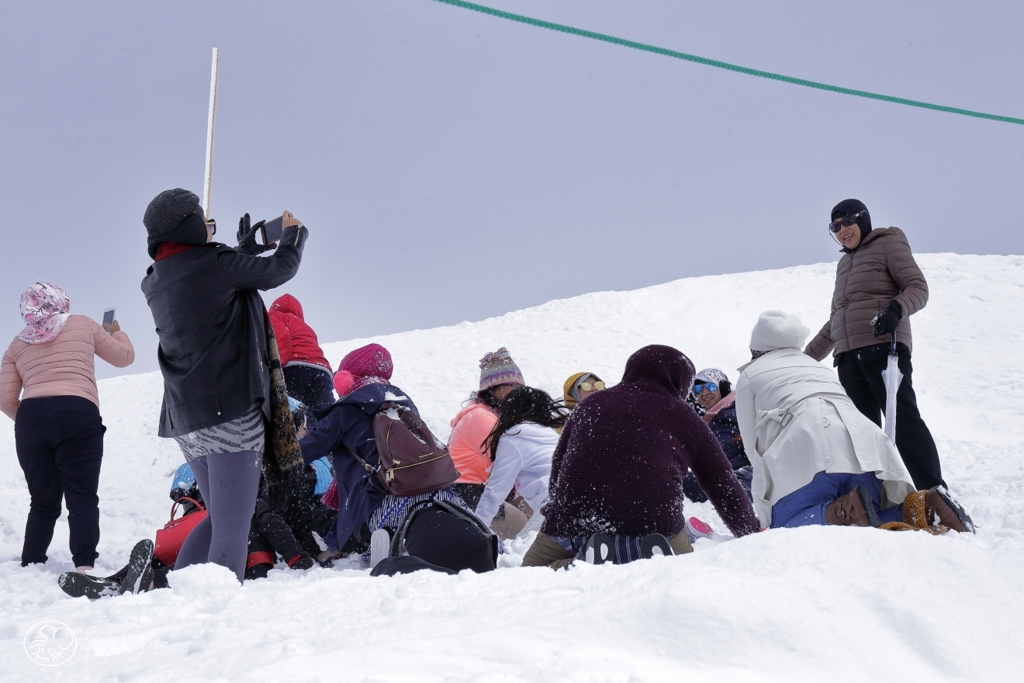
[2,0,1022,378]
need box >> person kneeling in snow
[300,343,498,576]
[735,310,973,533]
[522,345,761,569]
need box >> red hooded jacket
[268,294,330,371]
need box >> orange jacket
[447,401,497,484]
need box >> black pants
[15,396,106,567]
[403,506,497,574]
[283,364,335,410]
[836,344,945,490]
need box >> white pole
[203,48,220,217]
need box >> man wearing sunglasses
[804,198,945,491]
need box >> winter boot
[880,490,941,534]
[58,572,120,600]
[640,533,675,559]
[369,528,390,569]
[925,486,975,534]
[576,533,614,565]
[118,539,155,595]
[825,486,880,527]
[245,563,273,580]
[684,517,715,543]
[287,553,315,570]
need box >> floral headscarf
[18,283,72,344]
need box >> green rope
[434,0,1024,127]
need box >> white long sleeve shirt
[474,422,560,526]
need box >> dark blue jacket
[299,383,417,549]
[708,403,751,470]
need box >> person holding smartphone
[1,283,134,572]
[141,188,308,582]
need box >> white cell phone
[103,308,115,325]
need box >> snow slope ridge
[1,254,1022,681]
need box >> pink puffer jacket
[1,315,134,420]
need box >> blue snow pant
[15,396,106,568]
[770,471,904,528]
[175,451,262,582]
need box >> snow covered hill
[2,254,1023,681]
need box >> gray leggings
[175,451,262,583]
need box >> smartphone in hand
[103,308,115,325]
[261,216,284,245]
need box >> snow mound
[2,254,1023,681]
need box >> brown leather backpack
[350,402,459,496]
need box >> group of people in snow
[0,190,974,598]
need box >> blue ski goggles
[692,382,718,395]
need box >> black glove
[872,300,902,337]
[236,213,277,256]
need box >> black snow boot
[58,572,120,600]
[118,539,155,595]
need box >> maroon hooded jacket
[541,345,760,539]
[268,294,331,371]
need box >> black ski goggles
[828,210,866,233]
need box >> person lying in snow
[301,343,498,576]
[446,347,532,539]
[522,345,762,569]
[57,405,338,599]
[735,310,973,533]
[475,387,567,531]
[681,368,753,503]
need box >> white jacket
[474,422,559,526]
[735,348,914,527]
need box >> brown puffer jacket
[805,227,928,361]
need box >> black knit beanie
[831,198,872,237]
[144,188,208,258]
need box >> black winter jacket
[141,226,307,437]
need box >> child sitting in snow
[681,368,754,503]
[300,343,499,576]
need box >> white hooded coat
[735,348,914,527]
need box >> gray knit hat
[749,310,810,352]
[143,188,207,258]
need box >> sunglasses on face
[579,381,605,392]
[828,210,865,233]
[693,382,718,394]
[206,218,217,236]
